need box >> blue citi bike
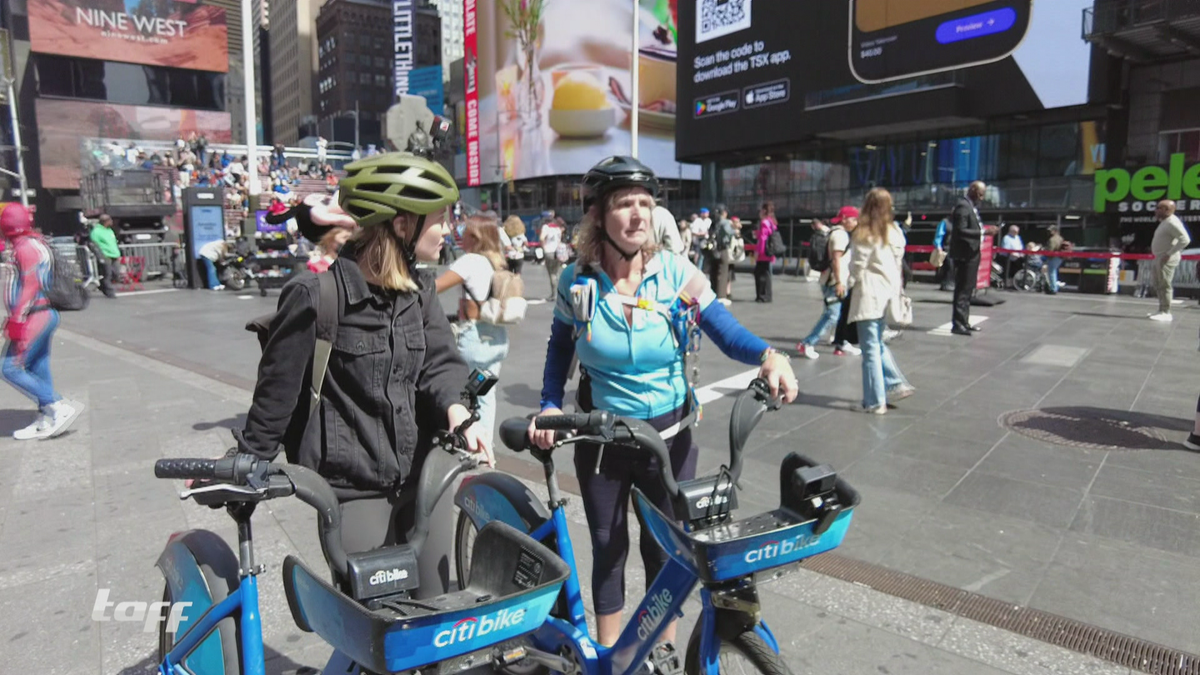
[149,375,572,675]
[452,380,861,675]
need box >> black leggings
[573,405,698,615]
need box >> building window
[374,57,386,68]
[360,54,371,66]
[1161,130,1200,163]
[360,73,371,84]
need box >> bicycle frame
[160,573,264,675]
[523,505,779,675]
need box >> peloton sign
[1095,153,1200,223]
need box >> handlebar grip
[155,458,221,480]
[154,455,256,482]
[533,414,588,431]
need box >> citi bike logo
[694,493,729,510]
[462,493,492,523]
[433,608,527,647]
[743,533,822,564]
[92,589,192,633]
[369,568,409,585]
[636,589,673,641]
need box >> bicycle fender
[454,472,550,534]
[155,529,242,675]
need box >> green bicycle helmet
[338,152,460,228]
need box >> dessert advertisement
[467,0,699,185]
[28,0,230,73]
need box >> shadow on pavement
[501,382,542,409]
[194,414,249,432]
[0,408,36,434]
[1003,406,1193,451]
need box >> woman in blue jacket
[528,156,798,650]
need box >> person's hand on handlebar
[759,350,798,404]
[529,407,563,450]
[448,404,493,467]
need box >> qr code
[697,0,753,44]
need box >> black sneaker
[648,642,684,675]
[1185,434,1200,452]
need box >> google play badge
[695,101,707,116]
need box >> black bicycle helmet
[582,155,659,210]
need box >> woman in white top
[435,216,511,442]
[847,188,914,414]
[539,218,565,299]
[502,216,528,276]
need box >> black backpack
[44,241,89,311]
[808,229,832,272]
[713,221,733,252]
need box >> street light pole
[630,0,639,158]
[241,0,260,197]
[5,78,27,207]
[354,100,360,152]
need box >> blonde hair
[318,227,350,257]
[353,216,419,292]
[503,216,525,238]
[573,189,659,268]
[852,188,894,246]
[464,215,506,271]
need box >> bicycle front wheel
[685,621,793,675]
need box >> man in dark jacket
[949,181,987,336]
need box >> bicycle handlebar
[154,455,256,481]
[503,379,778,507]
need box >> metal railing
[1084,0,1200,37]
[117,242,183,282]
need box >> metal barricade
[117,242,183,283]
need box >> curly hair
[572,188,660,268]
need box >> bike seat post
[229,502,261,577]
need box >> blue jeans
[857,318,909,409]
[801,286,842,346]
[3,310,61,408]
[202,258,220,288]
[1046,257,1062,293]
[455,321,510,443]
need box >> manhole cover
[1000,407,1190,451]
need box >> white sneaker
[12,411,50,440]
[1149,313,1174,322]
[882,329,900,343]
[39,399,83,439]
[717,298,732,306]
[1172,299,1184,305]
[796,344,820,360]
[836,342,862,356]
[856,404,887,415]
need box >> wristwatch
[760,347,789,364]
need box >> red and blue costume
[1,203,61,408]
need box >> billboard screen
[467,0,699,186]
[28,0,229,73]
[679,0,1095,160]
[36,98,232,188]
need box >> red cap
[0,203,33,238]
[830,206,859,225]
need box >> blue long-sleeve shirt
[933,219,950,250]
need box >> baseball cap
[699,207,709,214]
[830,206,859,225]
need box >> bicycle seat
[635,452,861,584]
[283,520,570,674]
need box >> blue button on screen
[936,8,1017,44]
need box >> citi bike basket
[453,379,861,675]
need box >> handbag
[929,248,947,269]
[883,241,912,327]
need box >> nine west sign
[1095,153,1200,222]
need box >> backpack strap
[308,271,338,418]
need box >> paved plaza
[1,269,1198,674]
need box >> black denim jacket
[241,242,467,497]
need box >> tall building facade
[432,0,464,82]
[317,0,441,149]
[269,0,326,144]
[316,0,393,148]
